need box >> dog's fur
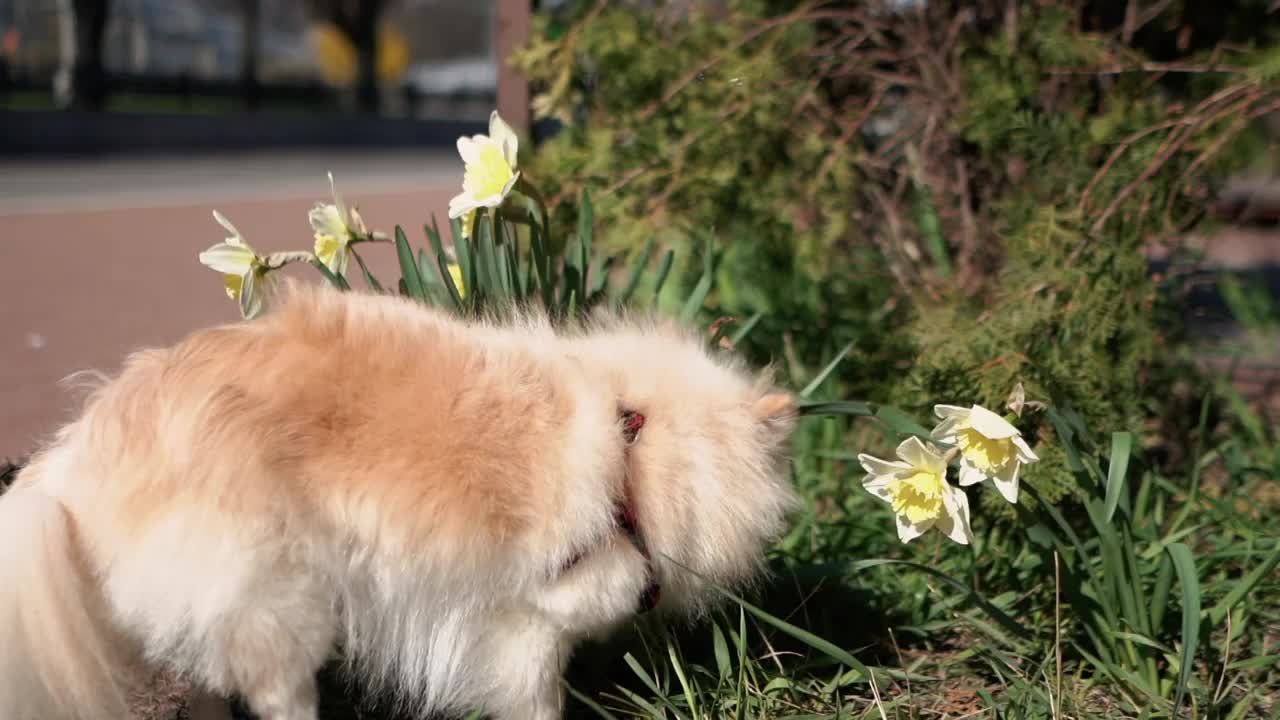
[0,282,799,720]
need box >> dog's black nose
[638,577,661,613]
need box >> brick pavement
[1,170,457,460]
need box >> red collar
[558,409,660,613]
[618,409,660,612]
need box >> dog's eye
[621,409,645,445]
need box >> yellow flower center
[462,142,515,200]
[887,470,945,525]
[955,426,1014,471]
[224,274,243,300]
[314,234,342,268]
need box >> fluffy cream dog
[0,281,799,720]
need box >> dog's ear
[752,392,798,436]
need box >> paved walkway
[0,150,462,460]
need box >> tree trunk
[55,0,111,110]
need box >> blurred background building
[0,0,500,124]
[0,0,553,160]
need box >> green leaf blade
[1165,542,1201,717]
[395,226,427,301]
[1104,432,1134,523]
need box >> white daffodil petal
[957,462,988,487]
[448,192,479,219]
[500,170,521,199]
[862,476,896,504]
[967,404,1020,439]
[199,244,256,274]
[933,511,957,543]
[857,453,912,477]
[898,436,947,475]
[924,446,948,475]
[253,271,281,318]
[456,136,482,164]
[309,204,347,238]
[895,436,933,468]
[307,207,326,232]
[933,404,971,420]
[211,210,243,243]
[348,206,368,236]
[992,459,1021,504]
[939,485,974,545]
[326,171,346,218]
[488,110,519,169]
[238,269,258,319]
[930,416,959,441]
[896,514,932,544]
[1013,435,1039,463]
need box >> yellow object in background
[1,29,19,57]
[310,21,410,87]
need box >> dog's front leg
[477,607,571,720]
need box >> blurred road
[0,149,459,214]
[0,150,461,460]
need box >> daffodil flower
[310,172,367,277]
[458,207,477,239]
[448,110,520,221]
[198,210,273,319]
[447,262,466,298]
[931,404,1039,504]
[859,437,973,545]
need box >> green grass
[551,391,1279,720]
